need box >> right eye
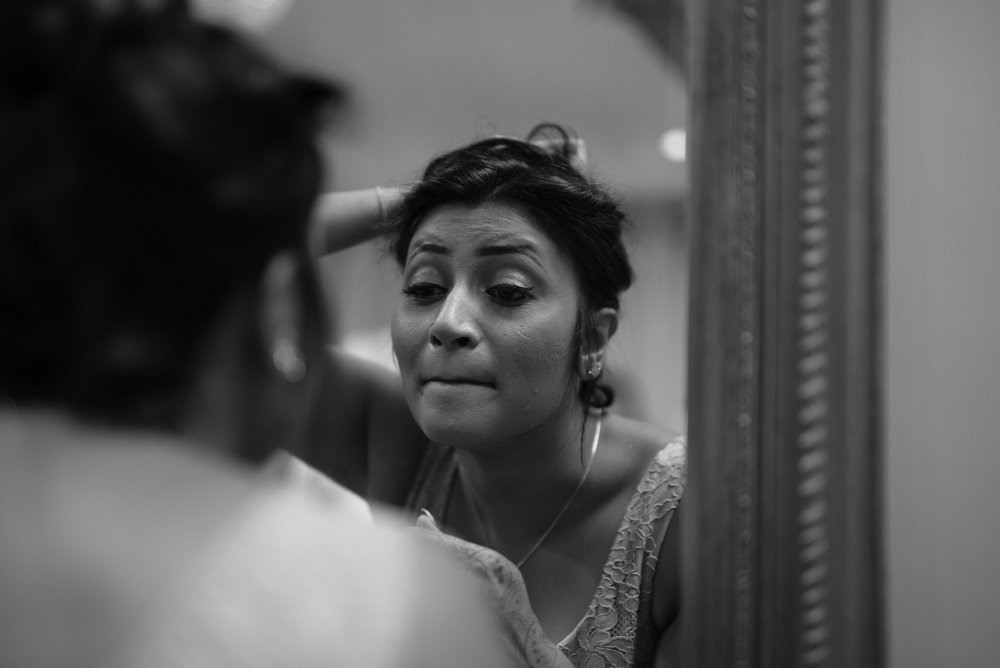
[402,282,446,304]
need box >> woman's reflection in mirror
[310,125,687,667]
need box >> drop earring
[585,353,603,380]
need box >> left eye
[486,284,534,305]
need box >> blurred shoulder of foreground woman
[0,1,505,666]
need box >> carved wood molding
[685,0,883,666]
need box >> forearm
[310,187,405,255]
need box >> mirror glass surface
[264,0,689,432]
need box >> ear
[578,307,619,379]
[259,252,307,383]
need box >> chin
[409,390,501,446]
[417,410,499,449]
[420,421,488,448]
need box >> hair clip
[529,136,588,171]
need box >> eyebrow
[409,242,450,259]
[408,240,545,267]
[477,243,541,262]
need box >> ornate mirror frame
[683,1,884,666]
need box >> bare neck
[449,397,596,540]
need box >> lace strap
[559,437,686,668]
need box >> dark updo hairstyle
[0,0,342,425]
[387,124,634,408]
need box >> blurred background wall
[884,0,1000,665]
[262,0,690,432]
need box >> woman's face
[391,203,582,449]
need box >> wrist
[374,186,388,225]
[373,185,407,225]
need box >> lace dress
[406,437,686,668]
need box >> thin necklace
[468,408,604,569]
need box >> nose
[428,288,480,349]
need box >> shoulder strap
[559,437,686,668]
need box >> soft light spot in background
[658,128,686,163]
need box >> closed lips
[423,377,495,387]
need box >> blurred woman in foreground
[0,1,505,666]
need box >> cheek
[503,318,577,402]
[390,311,424,373]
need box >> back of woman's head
[388,124,634,407]
[0,0,342,424]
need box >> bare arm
[300,347,428,506]
[654,613,682,668]
[311,187,406,255]
[300,187,427,505]
[653,508,682,667]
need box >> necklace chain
[468,409,604,569]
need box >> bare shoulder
[116,488,503,668]
[601,412,684,467]
[587,412,684,522]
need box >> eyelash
[486,284,535,305]
[401,282,445,304]
[401,282,535,307]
